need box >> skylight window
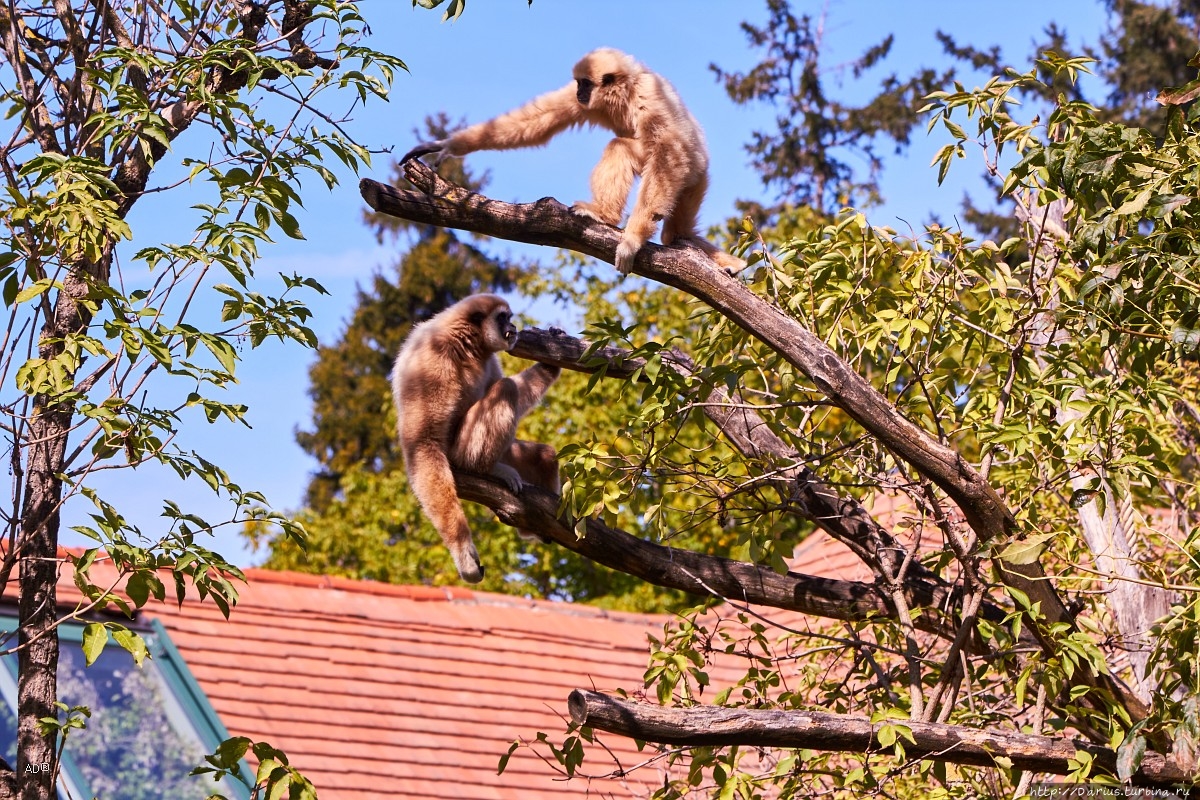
[0,617,247,800]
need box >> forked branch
[456,473,966,640]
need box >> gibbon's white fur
[391,294,560,583]
[403,48,743,276]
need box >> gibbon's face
[573,49,627,108]
[575,71,616,107]
[474,301,517,353]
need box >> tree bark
[510,327,1018,647]
[567,689,1190,786]
[456,473,978,641]
[512,329,946,587]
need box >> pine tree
[295,115,523,510]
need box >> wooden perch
[567,690,1190,786]
[455,474,964,639]
[360,161,1143,722]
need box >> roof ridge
[240,568,670,624]
[240,568,476,601]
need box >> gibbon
[403,47,743,276]
[391,294,560,583]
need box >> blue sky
[64,0,1113,564]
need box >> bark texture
[568,690,1190,786]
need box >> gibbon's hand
[401,140,448,163]
[614,237,640,276]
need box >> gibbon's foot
[517,528,553,544]
[571,201,620,227]
[451,541,484,584]
[400,140,451,167]
[670,236,746,276]
[401,140,447,163]
[715,251,748,277]
[492,463,525,494]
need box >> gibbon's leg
[614,157,687,276]
[450,363,560,483]
[407,443,484,583]
[503,440,560,493]
[662,176,747,274]
[503,439,560,542]
[660,172,706,246]
[573,137,641,227]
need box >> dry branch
[516,328,944,584]
[567,690,1190,786]
[456,474,966,638]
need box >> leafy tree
[1100,0,1200,130]
[0,1,409,797]
[367,42,1200,800]
[711,0,953,219]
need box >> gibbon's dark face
[576,72,617,106]
[495,306,516,347]
[467,298,518,352]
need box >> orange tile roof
[52,561,736,800]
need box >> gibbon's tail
[406,444,484,583]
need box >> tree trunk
[15,276,97,800]
[15,405,69,800]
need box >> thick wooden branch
[362,162,1010,541]
[512,328,1012,638]
[567,690,1190,786]
[458,474,970,642]
[513,329,945,582]
[362,162,1141,721]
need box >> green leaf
[127,572,150,607]
[81,622,108,666]
[497,740,520,774]
[111,627,150,666]
[997,532,1055,566]
[14,279,59,305]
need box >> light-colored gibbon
[391,294,560,583]
[403,48,744,276]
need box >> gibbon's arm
[402,85,584,163]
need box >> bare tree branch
[566,689,1190,786]
[458,473,985,645]
[512,327,1015,645]
[514,329,937,585]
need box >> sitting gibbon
[391,294,560,583]
[404,48,743,276]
